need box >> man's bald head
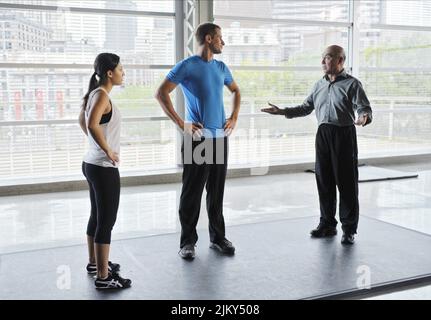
[326,45,346,62]
[321,45,346,76]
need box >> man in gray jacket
[262,45,372,245]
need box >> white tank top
[83,87,121,168]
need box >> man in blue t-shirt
[155,23,241,259]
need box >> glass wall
[1,0,430,183]
[357,0,431,157]
[0,1,176,180]
[214,0,431,165]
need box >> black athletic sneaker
[210,238,235,255]
[341,233,355,245]
[310,224,337,238]
[86,261,120,275]
[95,273,132,289]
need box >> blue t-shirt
[166,55,234,137]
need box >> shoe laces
[223,239,232,245]
[111,272,128,282]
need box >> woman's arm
[87,91,119,165]
[78,107,88,136]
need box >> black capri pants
[82,162,120,244]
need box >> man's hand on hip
[183,121,203,139]
[224,117,237,136]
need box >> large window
[215,0,351,165]
[0,1,176,180]
[215,0,431,166]
[357,0,431,157]
[1,0,431,184]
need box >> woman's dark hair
[82,52,120,110]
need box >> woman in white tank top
[83,86,121,168]
[78,53,131,289]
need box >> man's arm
[261,93,315,118]
[352,81,372,127]
[155,79,202,135]
[283,90,315,118]
[224,81,241,136]
[155,79,184,130]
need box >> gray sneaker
[179,244,196,259]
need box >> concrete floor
[1,160,431,299]
[3,215,431,300]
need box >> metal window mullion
[0,3,174,18]
[369,23,431,32]
[199,0,214,23]
[0,117,171,127]
[214,15,351,28]
[175,0,186,167]
[359,67,431,73]
[349,0,360,77]
[229,66,322,72]
[0,63,173,69]
[2,107,431,127]
[185,0,198,57]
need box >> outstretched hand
[261,102,284,115]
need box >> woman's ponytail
[82,72,99,111]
